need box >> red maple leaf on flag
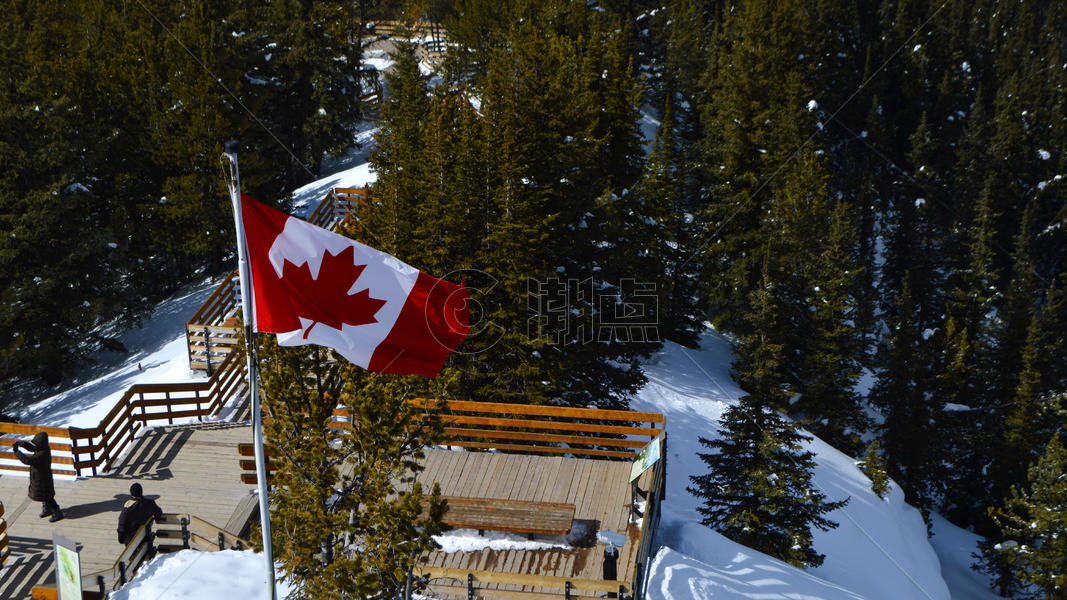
[279,245,387,339]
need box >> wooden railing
[0,349,246,479]
[366,19,447,69]
[397,399,664,459]
[31,513,248,599]
[307,186,369,230]
[0,423,82,478]
[0,501,9,568]
[185,271,240,373]
[367,19,443,41]
[185,187,368,373]
[240,400,665,484]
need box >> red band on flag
[368,272,470,377]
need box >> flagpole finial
[224,139,240,154]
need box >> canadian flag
[240,194,469,378]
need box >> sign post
[629,435,663,483]
[53,533,82,600]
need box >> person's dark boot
[49,509,64,522]
[39,508,52,518]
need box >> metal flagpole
[223,141,277,600]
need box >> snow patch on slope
[632,328,951,600]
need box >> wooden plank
[31,587,106,600]
[567,460,593,510]
[519,457,547,503]
[532,456,562,502]
[0,423,71,437]
[411,399,664,423]
[449,451,483,496]
[435,449,466,493]
[427,497,574,535]
[459,451,492,498]
[443,440,637,458]
[440,416,662,438]
[506,455,535,501]
[423,567,630,594]
[445,427,648,449]
[483,454,511,499]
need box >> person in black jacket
[13,431,63,522]
[117,483,163,545]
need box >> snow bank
[633,329,951,600]
[647,545,864,600]
[433,528,570,553]
[109,550,292,600]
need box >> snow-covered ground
[14,279,216,429]
[107,549,292,600]
[632,330,975,600]
[8,154,1000,598]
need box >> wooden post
[118,561,127,586]
[204,325,213,376]
[70,436,79,478]
[180,517,190,549]
[166,391,173,425]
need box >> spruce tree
[987,434,1067,600]
[688,258,847,569]
[870,280,942,524]
[367,3,655,409]
[860,441,890,500]
[794,201,867,454]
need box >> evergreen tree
[870,280,942,524]
[688,257,847,568]
[257,336,447,600]
[987,434,1067,600]
[1004,277,1067,492]
[793,201,867,454]
[238,0,366,190]
[860,440,890,500]
[367,2,656,409]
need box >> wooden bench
[426,497,576,536]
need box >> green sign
[53,533,82,600]
[630,435,662,482]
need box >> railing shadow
[107,428,194,478]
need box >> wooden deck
[414,449,655,599]
[0,423,255,600]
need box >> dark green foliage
[688,261,848,569]
[0,0,370,400]
[860,440,890,499]
[257,336,447,600]
[365,2,656,409]
[236,0,366,189]
[985,434,1067,600]
[869,281,943,524]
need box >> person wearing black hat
[13,431,63,522]
[117,483,163,545]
